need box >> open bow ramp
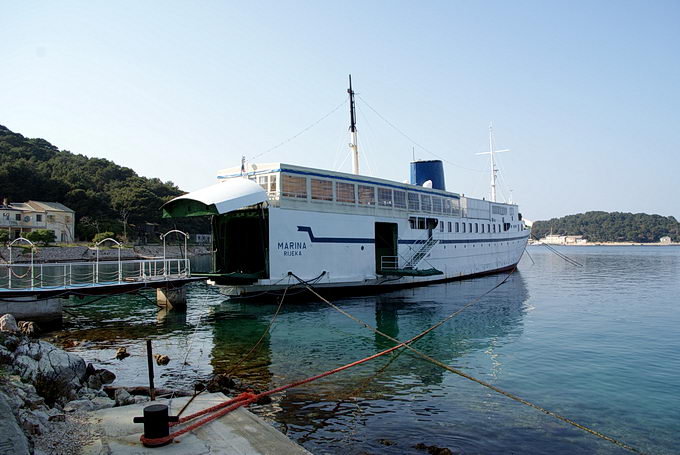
[162,178,268,218]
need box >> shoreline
[528,241,680,247]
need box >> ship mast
[348,75,359,175]
[477,123,509,203]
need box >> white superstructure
[163,162,529,297]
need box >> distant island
[0,124,205,242]
[532,211,679,244]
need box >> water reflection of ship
[215,272,528,394]
[209,302,277,387]
[251,271,529,439]
[371,271,529,387]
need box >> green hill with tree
[0,124,205,241]
[532,211,679,243]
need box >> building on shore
[194,234,212,244]
[541,234,588,245]
[659,236,672,244]
[0,199,75,242]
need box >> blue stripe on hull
[297,225,528,245]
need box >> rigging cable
[249,97,348,162]
[226,285,289,375]
[530,234,583,267]
[357,95,486,173]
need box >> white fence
[0,258,191,291]
[0,230,191,291]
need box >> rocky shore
[0,312,278,455]
[0,245,210,264]
[0,314,151,455]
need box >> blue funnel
[410,160,446,190]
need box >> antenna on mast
[476,123,510,202]
[348,75,359,175]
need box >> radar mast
[348,75,359,175]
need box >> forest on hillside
[0,124,206,241]
[532,211,679,243]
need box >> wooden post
[146,339,155,401]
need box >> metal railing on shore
[0,230,191,291]
[0,258,191,291]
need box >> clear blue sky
[1,1,679,221]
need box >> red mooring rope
[140,332,419,446]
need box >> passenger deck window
[258,175,269,192]
[408,193,420,211]
[358,185,376,205]
[281,174,307,199]
[393,190,407,209]
[421,195,432,212]
[311,178,333,201]
[336,182,356,204]
[432,197,442,213]
[378,188,393,207]
[443,198,452,214]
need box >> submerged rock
[114,347,130,360]
[154,354,170,366]
[379,439,396,446]
[62,339,79,349]
[415,443,454,455]
[206,373,236,393]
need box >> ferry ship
[163,78,530,297]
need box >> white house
[1,200,75,242]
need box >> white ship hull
[211,203,528,297]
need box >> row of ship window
[256,173,463,215]
[409,217,519,233]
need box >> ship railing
[403,236,439,269]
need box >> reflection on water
[45,249,680,455]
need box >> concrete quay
[82,393,311,455]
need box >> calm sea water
[47,246,680,454]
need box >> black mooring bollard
[133,404,179,447]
